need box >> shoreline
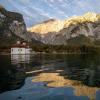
[0,51,95,55]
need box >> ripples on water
[0,54,100,100]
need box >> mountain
[0,5,41,49]
[27,19,64,35]
[28,12,100,45]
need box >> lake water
[0,54,100,100]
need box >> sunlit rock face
[28,12,100,45]
[27,19,64,34]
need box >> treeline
[31,44,100,54]
[0,41,100,54]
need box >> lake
[0,54,100,100]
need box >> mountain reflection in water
[0,54,100,100]
[32,72,98,100]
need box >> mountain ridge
[27,12,100,45]
[27,12,99,34]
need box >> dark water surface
[0,54,100,100]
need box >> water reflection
[0,55,26,93]
[0,54,100,100]
[31,54,100,100]
[11,54,30,65]
[32,72,98,100]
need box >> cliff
[0,6,40,48]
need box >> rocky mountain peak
[84,12,96,17]
[83,12,98,22]
[27,19,64,34]
[43,19,57,23]
[28,12,100,35]
[0,5,5,10]
[27,12,100,45]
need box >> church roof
[11,41,29,48]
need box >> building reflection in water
[0,55,31,93]
[11,54,30,65]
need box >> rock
[0,6,41,48]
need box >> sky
[0,0,100,27]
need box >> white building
[11,41,32,55]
